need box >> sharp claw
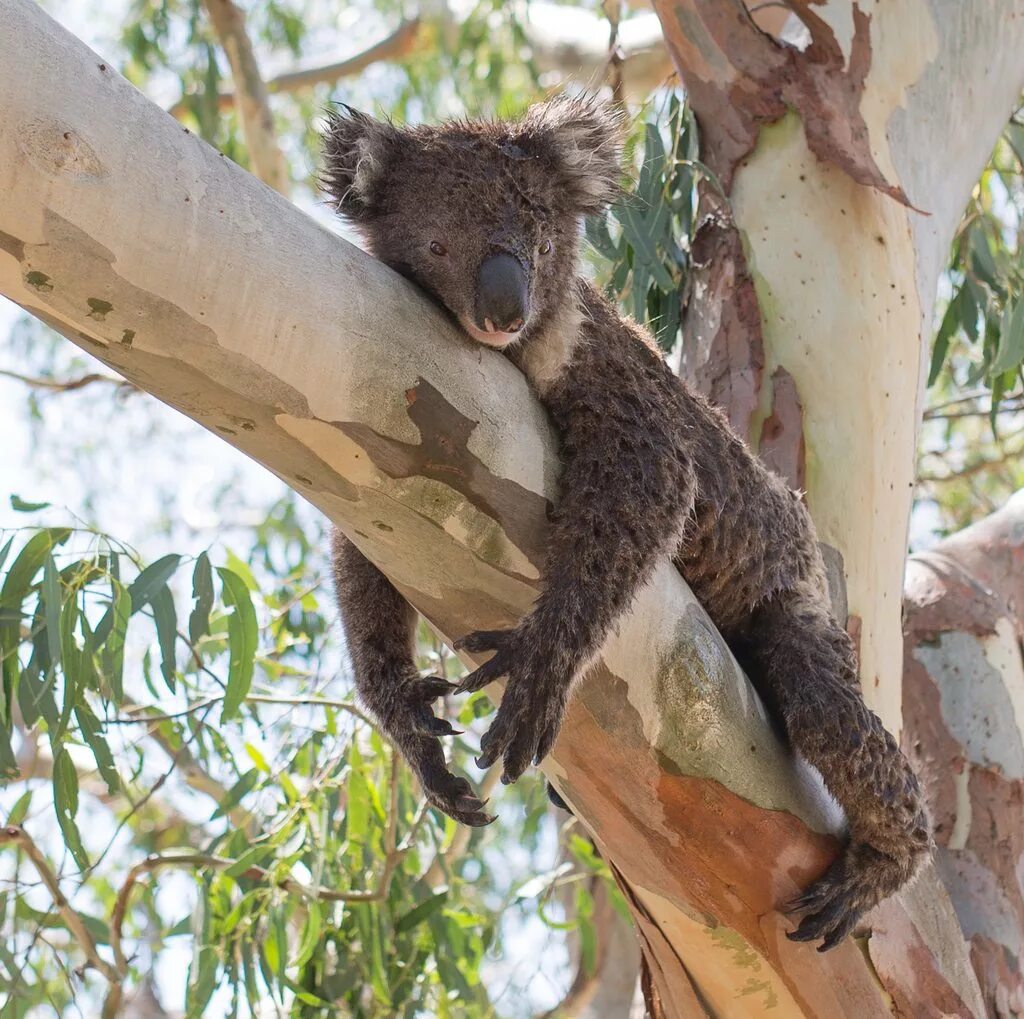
[786,926,821,943]
[456,795,486,813]
[476,753,495,769]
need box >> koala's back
[535,282,824,639]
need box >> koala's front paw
[784,840,922,951]
[453,628,568,785]
[387,675,494,827]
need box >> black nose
[475,253,529,334]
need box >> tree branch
[0,825,118,983]
[169,18,422,119]
[199,0,289,194]
[0,367,129,392]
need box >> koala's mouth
[458,314,524,350]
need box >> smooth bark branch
[653,0,1024,732]
[902,492,1024,1013]
[200,0,290,194]
[0,1,987,1013]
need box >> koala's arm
[456,326,696,782]
[330,529,493,825]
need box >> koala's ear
[521,95,625,215]
[320,106,400,220]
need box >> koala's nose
[475,253,529,334]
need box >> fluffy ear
[320,106,400,220]
[521,95,625,214]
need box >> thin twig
[0,826,118,983]
[0,368,129,393]
[169,19,420,118]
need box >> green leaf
[224,549,259,592]
[928,288,963,386]
[396,890,449,933]
[41,553,63,675]
[210,768,258,821]
[223,844,273,879]
[6,790,32,826]
[53,748,88,869]
[98,581,130,701]
[0,726,18,780]
[127,554,181,614]
[0,536,13,576]
[291,900,322,968]
[152,586,178,692]
[991,299,1024,375]
[188,552,214,645]
[75,702,120,795]
[186,946,218,1019]
[9,495,51,513]
[0,528,72,608]
[217,567,257,721]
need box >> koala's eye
[539,238,553,256]
[429,241,448,257]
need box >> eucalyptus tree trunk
[1,0,1022,1015]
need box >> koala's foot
[785,838,926,951]
[389,675,495,827]
[454,627,569,785]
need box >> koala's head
[321,96,623,349]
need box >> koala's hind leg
[741,589,931,950]
[331,529,493,826]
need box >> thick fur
[322,96,931,949]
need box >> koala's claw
[403,676,461,737]
[454,628,513,655]
[453,629,516,694]
[453,627,567,785]
[422,769,496,827]
[784,842,908,951]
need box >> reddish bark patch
[901,654,964,846]
[652,0,915,206]
[901,497,1024,1012]
[554,665,891,1017]
[869,902,976,1018]
[965,767,1024,939]
[759,366,807,490]
[969,933,1024,1018]
[681,194,766,438]
[334,378,552,572]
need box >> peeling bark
[654,0,1024,732]
[903,493,1024,1016]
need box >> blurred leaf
[75,701,120,795]
[53,747,88,869]
[6,789,32,826]
[217,566,257,721]
[396,889,449,933]
[152,585,178,691]
[128,553,181,614]
[991,299,1024,374]
[9,495,50,513]
[188,551,214,644]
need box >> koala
[321,96,931,950]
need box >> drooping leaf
[188,552,214,645]
[53,747,88,870]
[217,567,258,721]
[128,554,181,615]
